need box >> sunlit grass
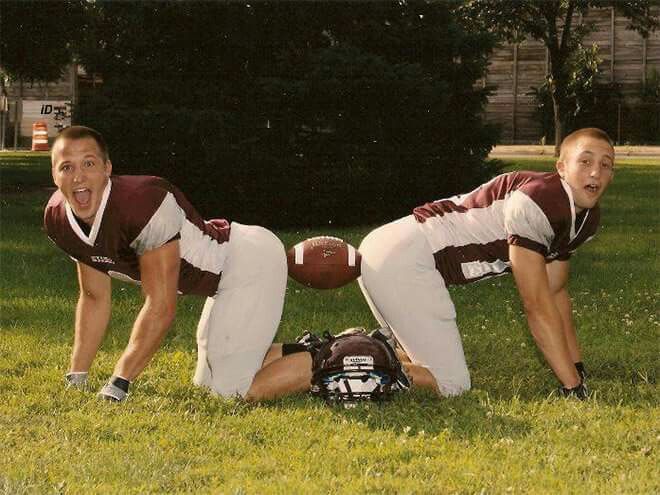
[1,153,658,493]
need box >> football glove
[368,327,398,352]
[558,382,589,400]
[98,376,130,402]
[294,330,329,358]
[65,371,89,390]
[334,327,367,337]
[391,365,412,392]
[575,362,587,382]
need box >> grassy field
[1,152,658,494]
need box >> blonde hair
[559,128,614,162]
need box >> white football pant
[359,215,471,396]
[194,222,287,397]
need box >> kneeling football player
[45,126,311,402]
[359,128,615,399]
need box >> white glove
[98,376,130,402]
[65,371,88,390]
[335,327,367,337]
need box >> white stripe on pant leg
[358,221,409,331]
[193,296,216,388]
[358,275,390,330]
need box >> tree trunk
[14,77,23,150]
[0,77,7,150]
[551,89,566,157]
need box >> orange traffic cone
[31,121,49,151]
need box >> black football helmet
[311,333,403,406]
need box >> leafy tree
[0,1,86,147]
[459,0,659,153]
[74,1,501,227]
[0,1,84,84]
[529,43,613,140]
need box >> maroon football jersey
[44,175,231,297]
[413,171,600,285]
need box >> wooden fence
[483,7,660,144]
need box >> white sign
[21,100,72,138]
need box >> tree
[0,1,85,83]
[74,1,501,228]
[0,1,85,147]
[459,0,659,154]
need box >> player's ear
[556,159,565,179]
[104,159,112,177]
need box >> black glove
[98,376,130,402]
[575,362,587,382]
[368,327,398,351]
[297,331,329,357]
[558,382,589,400]
[65,371,88,390]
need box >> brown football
[286,236,361,289]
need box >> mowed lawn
[0,152,658,494]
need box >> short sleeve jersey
[44,175,231,297]
[413,171,600,285]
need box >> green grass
[1,153,658,494]
[0,152,51,193]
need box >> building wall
[1,65,77,148]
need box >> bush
[77,2,500,228]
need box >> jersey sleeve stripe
[503,190,554,252]
[130,192,185,255]
[507,235,548,256]
[178,218,229,275]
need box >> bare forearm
[525,305,581,388]
[553,288,581,363]
[113,300,175,381]
[71,294,111,372]
[511,250,582,389]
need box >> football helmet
[311,333,403,406]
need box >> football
[286,236,361,289]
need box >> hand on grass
[65,371,89,390]
[575,362,587,382]
[558,382,589,400]
[98,376,130,402]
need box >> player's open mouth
[585,184,599,194]
[73,188,92,206]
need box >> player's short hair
[559,128,614,162]
[52,125,110,162]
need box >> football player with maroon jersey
[45,126,311,402]
[359,128,615,399]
